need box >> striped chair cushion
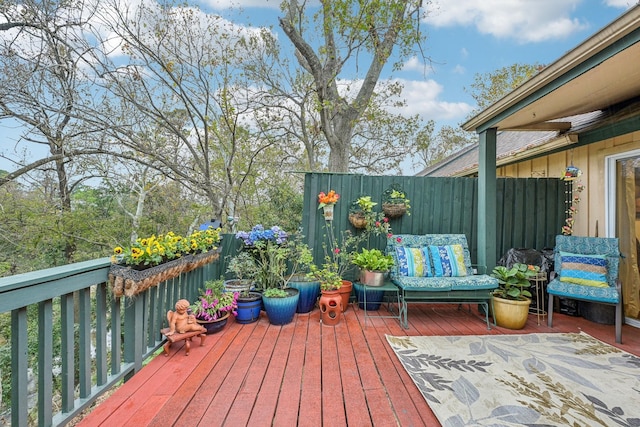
[559,251,608,288]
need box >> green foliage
[350,196,377,213]
[491,263,540,300]
[226,251,259,281]
[307,265,343,291]
[262,288,288,298]
[352,248,394,272]
[466,63,542,115]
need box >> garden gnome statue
[166,299,203,335]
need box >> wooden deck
[77,301,640,427]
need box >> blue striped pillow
[429,245,468,277]
[395,247,432,277]
[559,251,608,287]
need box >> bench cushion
[393,274,498,291]
[547,278,619,304]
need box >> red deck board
[76,302,640,427]
[270,313,309,426]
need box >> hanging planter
[323,204,335,221]
[348,212,367,228]
[317,190,339,221]
[348,196,376,228]
[381,184,411,218]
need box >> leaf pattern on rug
[498,369,612,427]
[386,332,640,427]
[397,349,492,373]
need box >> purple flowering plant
[235,225,295,290]
[235,224,288,246]
[191,279,239,321]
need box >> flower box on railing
[109,249,220,297]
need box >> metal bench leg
[615,300,623,344]
[399,290,409,329]
[482,301,492,330]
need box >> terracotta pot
[319,289,342,325]
[338,280,353,312]
[492,295,531,330]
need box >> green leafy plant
[226,251,258,282]
[352,248,394,272]
[350,196,377,213]
[307,264,343,291]
[235,225,315,290]
[262,288,288,298]
[491,263,540,300]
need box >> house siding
[497,133,640,237]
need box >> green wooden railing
[0,174,567,426]
[0,255,225,427]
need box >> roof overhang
[463,5,640,133]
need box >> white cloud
[389,79,474,123]
[452,65,465,75]
[427,0,589,43]
[402,56,431,73]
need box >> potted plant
[285,235,321,313]
[191,279,239,334]
[224,251,258,293]
[307,263,344,325]
[235,224,300,325]
[317,189,340,221]
[490,263,539,329]
[381,184,411,218]
[349,195,377,229]
[110,228,222,297]
[352,248,394,287]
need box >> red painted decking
[77,302,640,426]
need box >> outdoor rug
[386,332,640,426]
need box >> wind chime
[561,150,583,235]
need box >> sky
[197,0,633,130]
[0,0,636,174]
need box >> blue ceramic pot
[262,288,300,325]
[287,277,320,313]
[353,282,383,311]
[236,292,262,324]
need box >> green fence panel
[302,173,566,268]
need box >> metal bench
[386,234,499,329]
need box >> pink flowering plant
[308,213,394,290]
[191,279,239,321]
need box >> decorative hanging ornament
[562,165,582,181]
